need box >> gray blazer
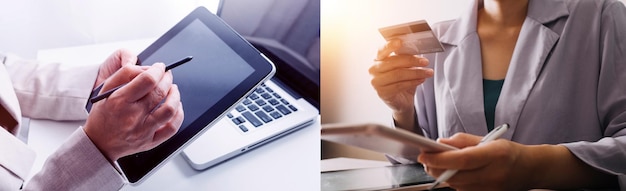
[417,0,626,181]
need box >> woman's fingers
[376,39,402,61]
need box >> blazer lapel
[438,0,568,137]
[443,35,487,136]
[495,0,568,139]
[439,0,489,136]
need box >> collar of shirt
[0,104,17,134]
[0,56,22,136]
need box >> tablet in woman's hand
[321,123,457,159]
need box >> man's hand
[84,62,184,162]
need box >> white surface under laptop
[182,78,319,170]
[34,39,320,190]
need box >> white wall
[321,0,470,125]
[0,0,220,58]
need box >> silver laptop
[182,38,320,170]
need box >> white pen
[428,123,510,190]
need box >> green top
[483,79,505,132]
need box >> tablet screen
[139,18,253,130]
[116,7,274,184]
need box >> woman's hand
[418,132,620,190]
[84,63,184,162]
[369,39,433,130]
[418,133,532,191]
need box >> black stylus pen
[89,56,193,104]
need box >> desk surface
[29,40,320,190]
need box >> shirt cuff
[0,129,35,183]
[26,127,125,190]
[390,112,428,138]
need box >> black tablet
[117,6,275,184]
[321,164,439,191]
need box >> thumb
[438,133,482,149]
[376,39,402,61]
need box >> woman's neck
[479,0,528,27]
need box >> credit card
[379,20,444,55]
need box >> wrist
[521,144,552,189]
[83,122,119,162]
[392,110,416,132]
[524,144,573,189]
[522,144,615,189]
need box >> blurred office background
[321,0,471,160]
[321,0,470,125]
[320,0,626,160]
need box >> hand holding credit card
[379,20,445,55]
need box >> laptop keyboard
[227,83,298,133]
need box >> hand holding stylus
[425,124,510,190]
[84,53,186,162]
[90,56,192,103]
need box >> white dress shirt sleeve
[0,53,127,190]
[3,53,98,120]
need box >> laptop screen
[252,43,320,109]
[217,0,320,109]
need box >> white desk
[29,40,320,190]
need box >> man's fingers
[150,86,184,148]
[115,63,166,102]
[143,71,173,111]
[147,84,181,128]
[376,39,402,61]
[151,103,183,146]
[99,65,144,94]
